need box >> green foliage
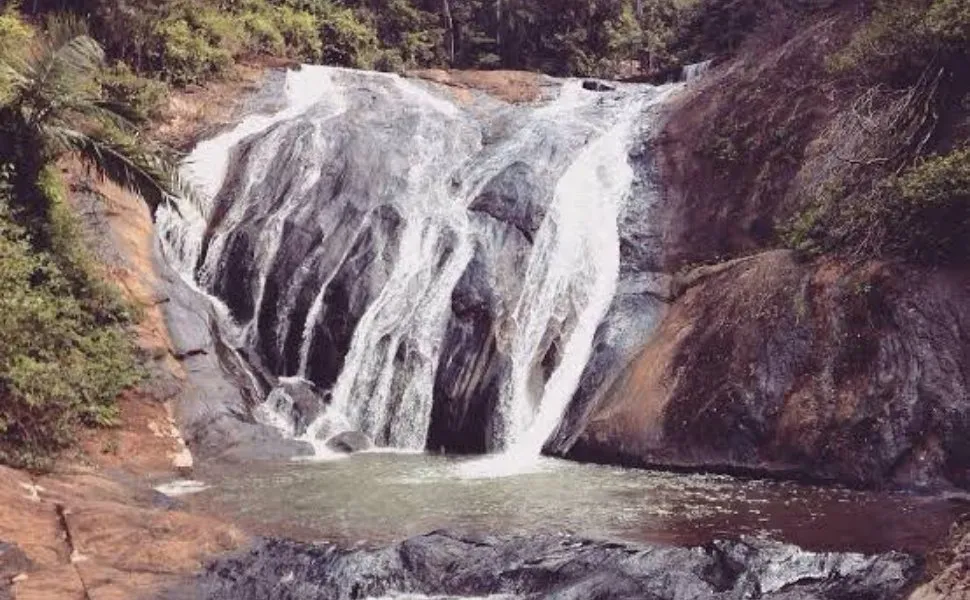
[0,6,32,56]
[313,2,381,68]
[365,0,443,67]
[881,148,970,262]
[780,0,970,264]
[785,148,970,264]
[241,10,288,56]
[99,62,169,123]
[271,5,323,59]
[151,10,237,84]
[18,0,707,79]
[0,17,187,220]
[0,170,140,469]
[831,0,970,84]
[672,0,761,62]
[0,10,32,102]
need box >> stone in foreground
[167,531,919,599]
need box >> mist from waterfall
[158,66,676,467]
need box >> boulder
[325,431,373,454]
[259,378,329,437]
[567,251,970,490]
[582,79,616,92]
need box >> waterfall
[496,98,642,457]
[158,66,677,462]
[682,60,713,83]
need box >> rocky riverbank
[165,530,920,600]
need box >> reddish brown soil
[409,69,544,104]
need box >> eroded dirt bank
[0,65,273,600]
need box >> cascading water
[158,66,677,465]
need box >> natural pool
[182,452,964,554]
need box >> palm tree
[0,17,185,226]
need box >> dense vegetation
[782,0,970,263]
[0,12,183,468]
[17,0,706,82]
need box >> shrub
[373,49,406,73]
[0,169,140,469]
[830,0,970,84]
[315,4,380,68]
[881,148,970,262]
[151,17,234,84]
[270,5,322,60]
[0,9,32,102]
[99,62,169,123]
[241,10,287,56]
[784,148,970,264]
[0,8,31,53]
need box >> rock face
[162,65,676,456]
[568,251,970,489]
[171,531,919,600]
[0,465,245,600]
[560,4,970,490]
[159,251,315,462]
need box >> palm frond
[66,99,139,134]
[41,15,103,76]
[45,126,189,218]
[11,20,104,126]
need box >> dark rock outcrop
[582,79,616,92]
[158,247,314,462]
[170,531,919,600]
[325,431,373,454]
[0,541,30,600]
[568,251,970,490]
[168,67,678,455]
[262,378,330,437]
[563,2,970,490]
[654,8,853,271]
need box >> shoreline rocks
[166,530,921,600]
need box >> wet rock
[547,129,669,454]
[200,98,412,383]
[175,531,919,600]
[428,245,510,453]
[569,251,970,490]
[325,431,373,454]
[0,541,31,598]
[261,379,329,437]
[189,412,314,462]
[159,248,315,462]
[468,161,547,243]
[174,69,669,456]
[582,80,616,92]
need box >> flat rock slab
[172,531,920,600]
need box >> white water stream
[158,66,676,469]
